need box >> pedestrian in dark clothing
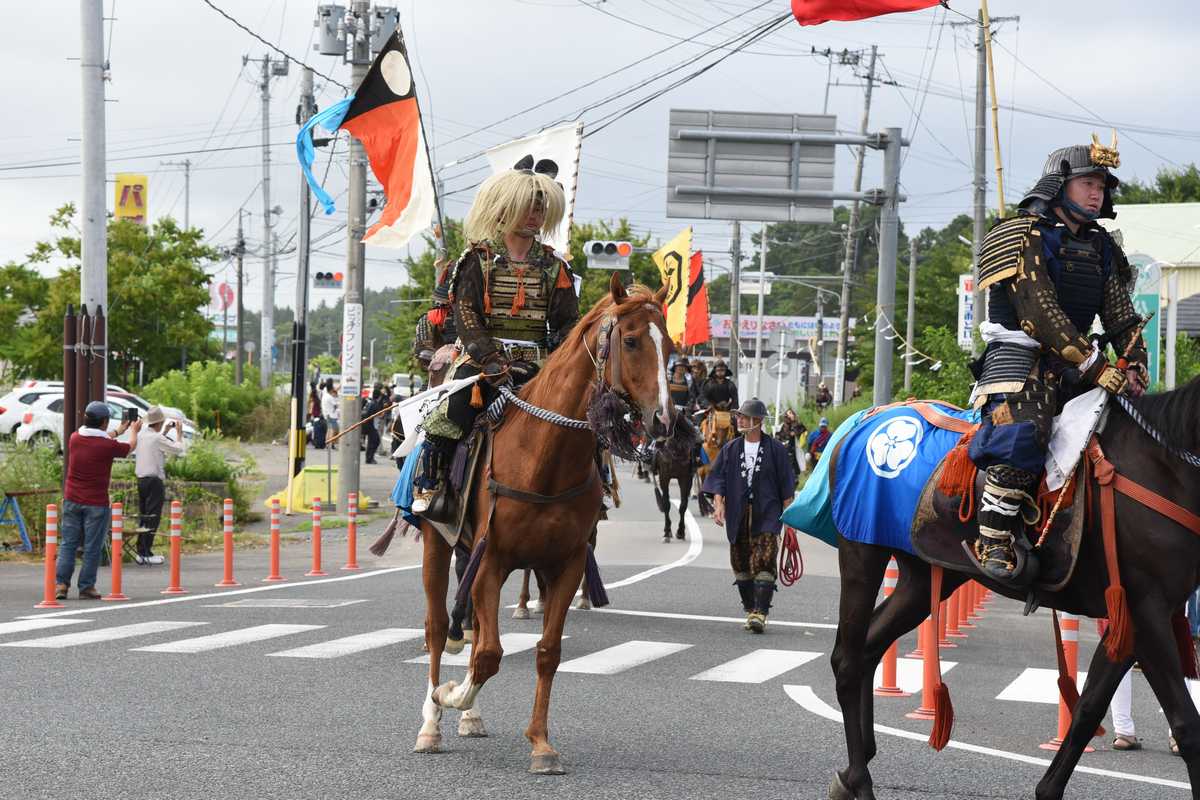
[776,408,806,477]
[309,384,327,449]
[363,383,384,464]
[57,401,141,600]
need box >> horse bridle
[595,314,627,398]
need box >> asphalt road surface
[0,462,1194,799]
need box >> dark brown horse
[651,413,701,541]
[415,277,675,774]
[829,382,1200,800]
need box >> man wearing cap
[807,417,832,462]
[57,401,141,599]
[134,406,184,565]
[967,133,1146,581]
[702,398,796,633]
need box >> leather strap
[1088,437,1200,536]
[488,468,598,505]
[1087,438,1125,597]
[863,399,974,434]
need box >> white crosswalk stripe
[131,624,324,654]
[407,633,548,666]
[689,649,823,683]
[269,628,424,659]
[559,640,692,675]
[0,619,91,637]
[0,621,206,649]
[873,657,958,695]
[996,667,1087,704]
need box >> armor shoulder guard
[977,216,1041,291]
[1097,227,1134,286]
[448,245,485,291]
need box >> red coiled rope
[779,526,804,586]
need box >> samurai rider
[702,398,796,633]
[968,133,1147,581]
[703,359,739,411]
[412,264,456,381]
[668,357,694,412]
[411,162,580,515]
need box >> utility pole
[834,44,876,406]
[903,239,918,393]
[260,55,274,388]
[235,211,246,385]
[971,14,986,355]
[752,222,768,399]
[729,220,742,385]
[815,291,825,381]
[339,0,372,515]
[871,128,902,407]
[161,159,192,229]
[80,0,107,400]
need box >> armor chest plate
[485,259,552,344]
[1045,231,1106,333]
[669,380,690,404]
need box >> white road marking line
[0,621,206,649]
[690,649,823,683]
[18,565,421,620]
[203,598,368,609]
[268,628,424,659]
[581,606,839,629]
[558,640,692,675]
[602,501,704,589]
[873,657,958,695]
[407,633,548,667]
[0,618,91,636]
[996,667,1087,704]
[131,624,324,654]
[784,685,1190,791]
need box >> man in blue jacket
[702,398,796,632]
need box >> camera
[123,407,139,423]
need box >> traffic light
[584,240,633,270]
[313,271,343,289]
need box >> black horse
[829,380,1200,800]
[651,413,703,541]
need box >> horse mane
[522,284,661,406]
[1125,375,1200,450]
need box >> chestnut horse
[414,277,674,774]
[829,381,1200,800]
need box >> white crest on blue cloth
[865,417,924,479]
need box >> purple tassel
[449,439,470,491]
[454,537,487,609]
[584,544,610,608]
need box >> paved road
[0,463,1193,799]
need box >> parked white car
[0,386,63,436]
[16,394,192,453]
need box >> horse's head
[596,274,676,442]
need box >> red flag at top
[684,251,710,347]
[791,0,941,26]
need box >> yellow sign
[114,173,149,224]
[652,227,691,345]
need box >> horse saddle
[910,457,1087,593]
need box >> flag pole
[395,23,446,258]
[980,0,1006,218]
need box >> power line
[0,140,296,173]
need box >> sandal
[1171,735,1181,756]
[1112,735,1142,751]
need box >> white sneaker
[132,554,146,565]
[144,554,165,565]
[411,492,433,514]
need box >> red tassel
[1104,585,1134,662]
[1173,610,1200,680]
[428,307,447,327]
[470,382,483,409]
[930,683,954,751]
[510,267,528,315]
[937,427,978,499]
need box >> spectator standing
[134,406,183,565]
[309,383,326,449]
[57,401,141,600]
[806,417,832,464]
[776,408,807,477]
[321,381,340,445]
[363,383,384,464]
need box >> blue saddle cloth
[782,404,979,553]
[391,439,424,528]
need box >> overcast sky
[2,0,1197,316]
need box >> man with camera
[134,406,184,565]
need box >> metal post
[904,239,918,393]
[729,220,742,382]
[260,56,274,388]
[752,222,768,399]
[871,128,902,407]
[287,66,316,515]
[815,291,825,383]
[80,0,107,394]
[339,1,371,516]
[62,305,77,484]
[971,13,987,355]
[773,327,785,431]
[235,212,245,385]
[1167,271,1179,390]
[834,45,876,405]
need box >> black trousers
[137,475,165,556]
[364,422,381,463]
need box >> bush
[144,361,271,433]
[165,435,258,521]
[0,445,63,551]
[232,394,291,442]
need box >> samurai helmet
[1019,130,1121,221]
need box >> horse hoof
[529,752,566,775]
[431,681,458,707]
[575,598,592,610]
[675,531,685,540]
[464,629,474,643]
[662,535,671,543]
[458,715,488,738]
[513,607,531,620]
[413,733,442,753]
[531,600,544,615]
[828,772,852,800]
[445,636,466,655]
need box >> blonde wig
[463,170,565,244]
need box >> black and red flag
[791,0,942,26]
[684,251,710,347]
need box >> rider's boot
[975,465,1038,581]
[748,579,775,634]
[413,435,455,519]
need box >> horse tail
[584,545,610,608]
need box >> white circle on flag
[864,416,923,479]
[380,51,412,97]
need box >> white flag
[484,122,583,253]
[391,374,481,459]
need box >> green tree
[1114,164,1200,204]
[15,205,220,383]
[0,262,50,381]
